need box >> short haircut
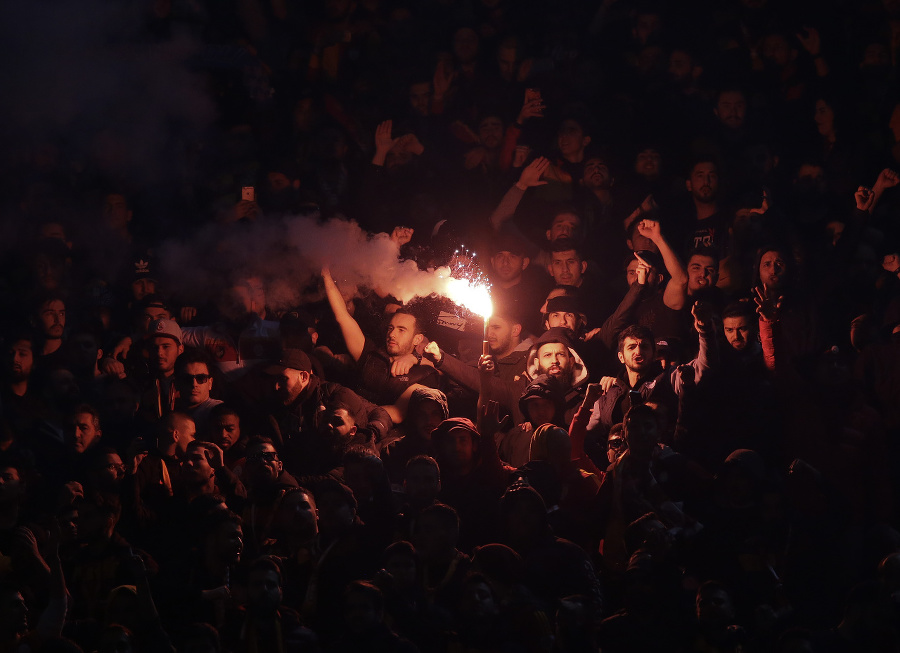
[722,300,756,322]
[245,436,278,453]
[71,403,100,428]
[175,348,213,375]
[209,403,240,422]
[617,325,655,353]
[687,157,719,176]
[33,291,66,316]
[687,247,720,266]
[392,306,424,335]
[549,237,583,259]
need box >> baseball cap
[264,349,313,374]
[146,318,182,345]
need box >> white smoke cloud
[157,214,491,315]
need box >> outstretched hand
[753,285,783,322]
[478,399,510,440]
[374,120,397,154]
[517,157,550,189]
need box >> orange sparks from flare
[435,266,493,319]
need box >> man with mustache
[585,301,716,444]
[683,160,731,265]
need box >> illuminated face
[549,249,586,287]
[715,91,747,129]
[325,407,356,441]
[176,362,213,408]
[759,250,787,290]
[211,413,240,450]
[39,299,66,339]
[625,259,660,288]
[386,313,421,357]
[687,254,718,293]
[273,368,309,405]
[9,339,34,380]
[618,337,654,373]
[486,316,518,356]
[182,446,215,484]
[582,158,612,190]
[68,412,101,454]
[687,162,718,203]
[491,251,528,284]
[148,337,183,375]
[723,316,754,351]
[546,311,579,331]
[547,213,580,242]
[536,343,571,379]
[246,443,283,484]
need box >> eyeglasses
[179,373,211,384]
[247,451,278,463]
[105,463,126,473]
[607,438,626,451]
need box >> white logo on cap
[135,259,150,273]
[156,321,165,331]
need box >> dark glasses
[179,373,211,384]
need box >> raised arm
[637,219,688,311]
[671,301,717,395]
[489,157,550,232]
[321,267,365,362]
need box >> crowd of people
[4,0,900,650]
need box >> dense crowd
[4,0,900,651]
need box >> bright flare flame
[435,266,492,318]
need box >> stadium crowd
[4,0,900,650]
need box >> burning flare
[434,266,493,319]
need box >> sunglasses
[607,438,626,451]
[179,373,211,384]
[247,451,279,463]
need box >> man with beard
[586,301,716,444]
[682,160,732,276]
[1,334,45,444]
[263,349,391,475]
[33,293,66,359]
[430,327,589,426]
[137,318,183,422]
[423,303,532,393]
[322,268,440,407]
